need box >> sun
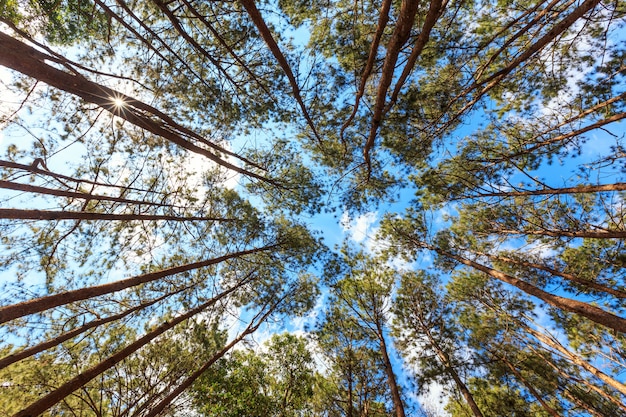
[112,97,126,108]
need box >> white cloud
[341,211,378,243]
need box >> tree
[192,333,318,417]
[392,271,484,417]
[319,248,408,417]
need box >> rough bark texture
[363,0,420,172]
[0,286,190,370]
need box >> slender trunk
[0,180,185,209]
[523,325,626,396]
[498,355,560,417]
[561,390,604,417]
[416,313,483,417]
[375,321,406,417]
[0,285,192,369]
[347,358,354,417]
[528,344,626,413]
[179,0,273,99]
[364,0,420,171]
[0,208,234,222]
[0,159,166,196]
[0,31,272,184]
[0,244,277,323]
[494,228,626,239]
[387,0,446,110]
[419,242,626,333]
[138,300,278,417]
[340,0,392,139]
[434,0,601,137]
[12,277,251,417]
[471,182,626,199]
[238,0,322,147]
[473,250,626,299]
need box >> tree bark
[0,31,272,184]
[11,276,253,417]
[420,321,483,417]
[0,285,191,369]
[364,0,421,172]
[238,0,322,147]
[524,325,626,396]
[0,244,278,323]
[471,182,626,199]
[138,299,279,417]
[498,354,560,417]
[376,321,406,417]
[419,242,626,333]
[472,250,626,299]
[0,180,186,209]
[0,208,234,222]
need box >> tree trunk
[417,314,483,417]
[523,325,626,396]
[0,244,277,323]
[473,250,626,299]
[11,276,252,417]
[0,208,234,222]
[0,180,184,209]
[498,354,560,417]
[0,31,271,183]
[376,321,406,417]
[138,300,277,417]
[0,285,191,369]
[421,242,626,333]
[472,182,626,198]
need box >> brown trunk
[473,182,626,198]
[502,111,626,163]
[340,0,393,139]
[434,0,601,138]
[386,0,446,110]
[528,344,626,414]
[416,312,483,417]
[138,300,278,417]
[495,228,626,239]
[561,390,605,417]
[421,242,626,333]
[0,244,277,323]
[523,325,626,396]
[0,180,185,209]
[347,359,354,417]
[151,0,240,89]
[0,159,164,196]
[473,250,626,299]
[498,355,560,417]
[364,0,420,172]
[376,321,406,417]
[238,0,322,147]
[0,208,234,222]
[12,277,251,417]
[0,31,272,184]
[179,0,273,99]
[0,284,192,369]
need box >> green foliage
[192,333,318,417]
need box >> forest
[0,0,625,415]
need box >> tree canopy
[0,0,625,415]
